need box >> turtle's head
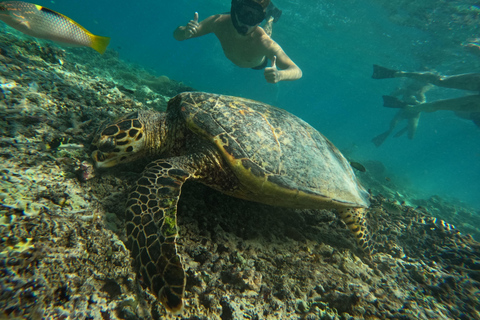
[92,110,164,168]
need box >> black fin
[471,112,480,128]
[266,2,282,23]
[372,65,397,79]
[39,6,64,20]
[371,131,390,147]
[382,95,408,108]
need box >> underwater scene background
[48,0,480,209]
[1,0,480,319]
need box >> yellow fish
[0,1,110,54]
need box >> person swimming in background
[372,65,480,92]
[371,81,433,147]
[0,1,110,54]
[173,0,302,84]
[372,86,480,147]
[382,94,480,127]
[372,64,480,146]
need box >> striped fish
[0,1,110,54]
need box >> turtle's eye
[98,136,116,152]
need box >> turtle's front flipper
[125,159,192,313]
[337,207,376,254]
[125,150,233,312]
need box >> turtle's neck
[139,109,191,157]
[138,110,168,156]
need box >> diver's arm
[274,52,303,82]
[174,13,217,41]
[264,43,302,83]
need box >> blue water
[23,0,480,209]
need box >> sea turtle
[91,92,373,312]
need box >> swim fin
[371,131,390,147]
[382,95,409,108]
[372,65,398,79]
[266,2,282,23]
[471,112,480,128]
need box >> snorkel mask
[231,0,266,35]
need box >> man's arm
[173,12,218,41]
[264,41,302,83]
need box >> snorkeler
[373,92,480,147]
[371,81,432,147]
[383,94,480,121]
[173,0,302,84]
[372,65,480,92]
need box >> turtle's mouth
[91,135,123,168]
[91,150,121,168]
[91,136,149,168]
[90,110,161,169]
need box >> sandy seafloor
[1,33,480,320]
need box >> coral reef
[1,32,479,319]
[355,160,480,241]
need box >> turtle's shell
[172,92,369,209]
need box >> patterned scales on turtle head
[91,92,374,312]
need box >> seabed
[1,32,479,319]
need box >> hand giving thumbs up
[264,56,280,83]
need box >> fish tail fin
[372,64,398,79]
[382,95,409,108]
[90,35,110,54]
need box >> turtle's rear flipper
[371,131,390,147]
[266,2,282,23]
[372,65,398,79]
[337,207,376,254]
[125,159,192,313]
[383,95,409,108]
